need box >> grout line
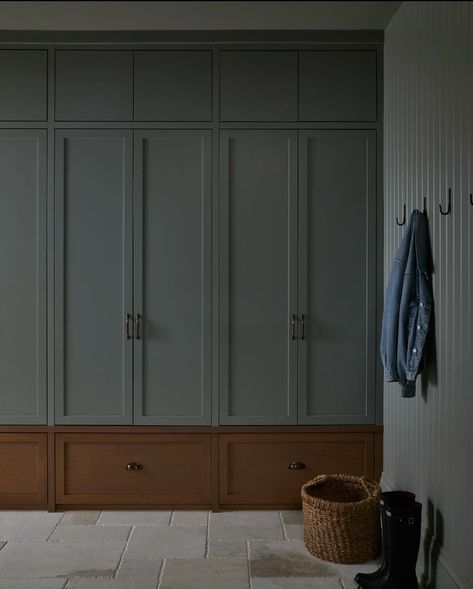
[246,540,252,589]
[278,511,288,541]
[169,510,175,526]
[204,510,211,558]
[156,558,166,589]
[113,525,134,578]
[45,513,65,541]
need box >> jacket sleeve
[380,259,404,382]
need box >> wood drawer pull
[288,462,306,470]
[125,462,143,471]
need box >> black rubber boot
[358,501,422,589]
[354,491,416,587]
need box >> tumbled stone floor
[0,510,379,588]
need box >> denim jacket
[381,210,433,397]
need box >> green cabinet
[133,131,212,424]
[0,130,47,423]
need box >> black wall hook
[396,204,406,226]
[469,193,473,206]
[423,197,427,214]
[439,188,452,215]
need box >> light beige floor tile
[284,525,304,541]
[125,526,206,559]
[0,512,63,542]
[171,510,208,526]
[249,540,338,578]
[0,542,123,578]
[208,539,248,558]
[209,511,284,540]
[252,577,342,588]
[339,578,358,589]
[0,581,66,589]
[60,512,101,526]
[66,579,156,589]
[98,511,171,526]
[115,557,162,579]
[49,525,131,543]
[160,558,249,589]
[280,512,303,525]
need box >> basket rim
[301,473,380,513]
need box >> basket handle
[360,476,378,498]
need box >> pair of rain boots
[355,491,422,589]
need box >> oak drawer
[219,433,375,507]
[0,434,47,506]
[56,434,211,506]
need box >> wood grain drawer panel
[219,433,374,506]
[56,434,211,505]
[0,434,47,505]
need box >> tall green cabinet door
[133,131,211,424]
[0,130,46,423]
[298,130,377,424]
[220,131,298,424]
[55,130,133,424]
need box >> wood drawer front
[56,434,211,505]
[0,434,47,506]
[219,433,374,506]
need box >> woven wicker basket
[301,474,381,564]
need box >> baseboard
[379,472,472,589]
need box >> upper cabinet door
[55,51,133,121]
[220,131,298,424]
[0,50,47,121]
[298,130,377,424]
[299,51,377,121]
[220,51,298,121]
[0,130,46,423]
[134,51,212,121]
[55,130,133,424]
[133,131,211,424]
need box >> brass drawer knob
[125,462,143,471]
[288,462,306,470]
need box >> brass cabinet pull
[125,462,143,471]
[288,462,306,470]
[301,314,305,341]
[125,314,132,340]
[135,314,142,340]
[291,314,297,340]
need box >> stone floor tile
[114,556,162,579]
[280,512,303,525]
[60,512,101,526]
[125,525,206,559]
[207,539,248,558]
[0,581,67,589]
[331,559,379,577]
[171,510,209,526]
[284,525,304,541]
[249,540,338,578]
[160,558,250,589]
[0,511,63,542]
[49,525,131,543]
[98,510,171,526]
[66,579,156,589]
[209,511,284,540]
[0,542,124,578]
[339,577,358,589]
[252,577,342,588]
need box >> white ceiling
[0,1,402,30]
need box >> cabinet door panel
[0,50,47,121]
[134,51,212,121]
[55,130,133,423]
[55,51,133,121]
[299,51,377,122]
[220,51,298,121]
[134,131,211,424]
[298,131,377,423]
[220,131,298,424]
[0,130,46,423]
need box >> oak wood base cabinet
[0,427,382,511]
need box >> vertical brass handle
[291,314,296,340]
[125,314,132,340]
[135,314,142,340]
[301,314,305,340]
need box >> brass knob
[125,462,143,471]
[288,462,305,470]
